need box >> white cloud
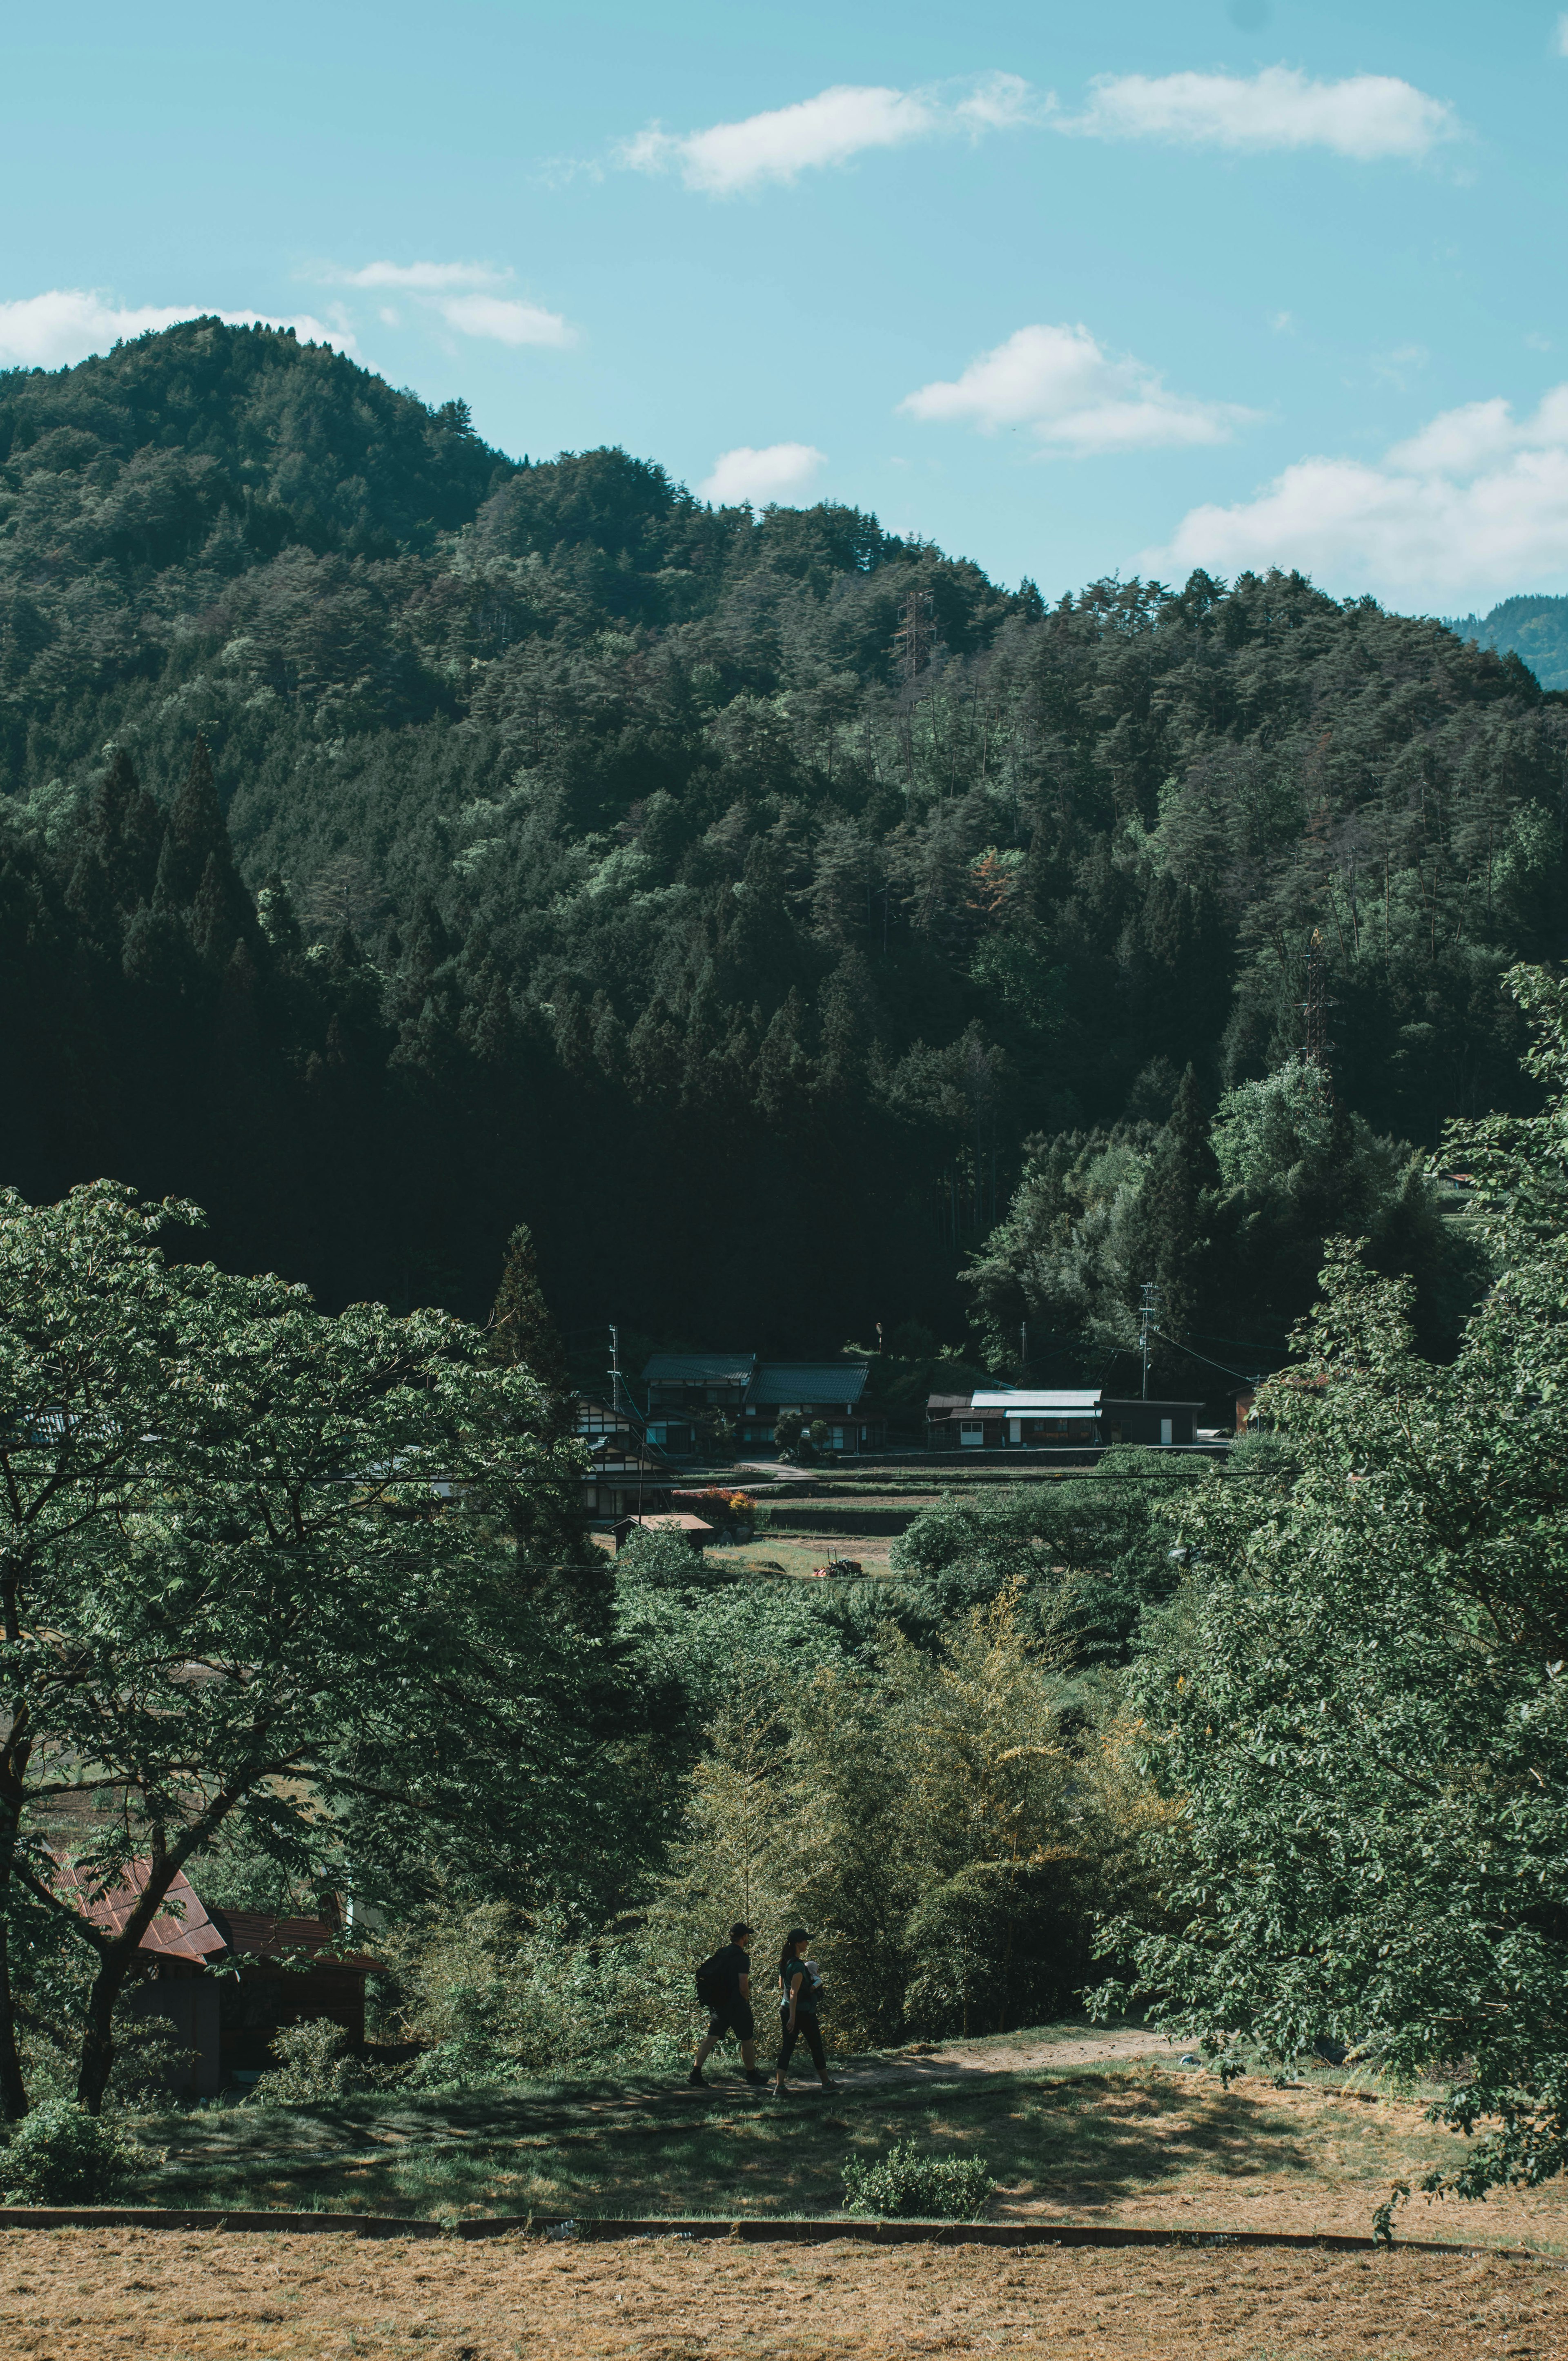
[326,259,504,292]
[699,443,826,506]
[0,289,354,370]
[314,261,577,347]
[1147,384,1568,601]
[621,72,1038,196]
[898,322,1256,456]
[1058,67,1457,160]
[1557,14,1568,58]
[434,293,574,347]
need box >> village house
[925,1387,1208,1452]
[574,1394,670,1519]
[737,1362,885,1454]
[640,1353,886,1457]
[54,1857,381,2096]
[640,1352,756,1456]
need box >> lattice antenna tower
[1302,927,1330,1070]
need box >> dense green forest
[4,319,1565,1389]
[1443,592,1568,693]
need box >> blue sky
[5,0,1568,612]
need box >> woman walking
[773,1927,840,2098]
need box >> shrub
[841,2138,994,2220]
[252,2018,364,2104]
[0,2096,140,2203]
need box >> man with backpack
[689,1923,767,2086]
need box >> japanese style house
[925,1388,1207,1451]
[641,1354,885,1456]
[575,1395,671,1519]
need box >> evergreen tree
[155,733,230,909]
[489,1223,572,1436]
[1127,1065,1220,1379]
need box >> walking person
[773,1927,840,2098]
[690,1922,767,2086]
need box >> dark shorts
[706,1999,755,2043]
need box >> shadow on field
[143,2056,1336,2222]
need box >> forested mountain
[2,320,1564,1390]
[1443,594,1568,693]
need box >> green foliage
[253,2019,366,2106]
[967,1056,1481,1382]
[841,2137,994,2220]
[379,1900,693,2083]
[0,2096,140,2203]
[0,1178,617,2118]
[0,323,1559,1361]
[889,1452,1203,1664]
[1209,1056,1335,1192]
[1443,594,1568,691]
[1102,964,1568,2202]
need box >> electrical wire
[1152,1326,1272,1385]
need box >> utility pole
[1019,1319,1028,1379]
[609,1322,644,1526]
[1138,1282,1161,1401]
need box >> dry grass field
[2,2224,1565,2359]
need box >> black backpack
[694,1951,731,2009]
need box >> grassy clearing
[2,2223,1565,2359]
[132,2047,1568,2252]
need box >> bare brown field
[2,2225,1563,2358]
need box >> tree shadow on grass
[145,2064,1327,2221]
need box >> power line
[1152,1325,1272,1386]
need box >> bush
[0,2096,140,2203]
[841,2138,994,2220]
[252,2018,365,2104]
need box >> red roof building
[54,1856,382,2096]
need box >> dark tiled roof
[642,1352,757,1383]
[746,1363,869,1406]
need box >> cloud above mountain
[900,323,1257,456]
[699,443,827,505]
[314,261,576,347]
[0,291,353,370]
[1148,386,1568,600]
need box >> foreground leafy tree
[1107,966,1568,2204]
[0,1182,595,2116]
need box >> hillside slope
[2,322,1564,1368]
[1441,594,1568,693]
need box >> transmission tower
[1302,927,1330,1070]
[892,586,935,689]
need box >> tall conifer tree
[489,1223,572,1437]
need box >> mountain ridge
[0,322,1563,1378]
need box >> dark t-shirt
[778,1958,822,2016]
[715,1943,751,2002]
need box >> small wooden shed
[55,1856,381,2095]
